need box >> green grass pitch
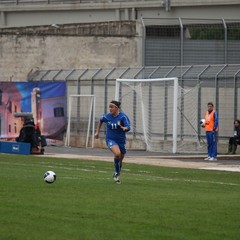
[0,154,240,240]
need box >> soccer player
[95,100,131,184]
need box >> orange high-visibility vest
[205,110,218,131]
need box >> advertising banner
[0,81,66,140]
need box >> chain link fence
[28,64,240,152]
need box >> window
[54,107,64,117]
[7,100,12,113]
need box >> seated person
[226,119,240,154]
[16,118,40,149]
[35,123,47,147]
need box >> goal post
[65,94,96,148]
[115,78,178,154]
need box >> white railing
[0,0,159,5]
[0,0,239,5]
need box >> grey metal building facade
[143,18,240,66]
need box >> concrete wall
[0,21,142,81]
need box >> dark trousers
[229,137,240,146]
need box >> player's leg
[212,132,217,159]
[226,137,233,154]
[208,131,217,161]
[118,143,126,173]
[204,131,211,160]
[115,144,127,183]
[111,144,122,176]
[106,139,122,183]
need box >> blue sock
[114,158,120,175]
[120,160,122,172]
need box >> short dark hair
[110,100,121,109]
[234,119,240,124]
[207,102,214,106]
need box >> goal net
[65,95,95,148]
[115,78,205,153]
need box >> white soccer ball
[200,119,206,127]
[43,171,56,184]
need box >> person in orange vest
[202,102,218,161]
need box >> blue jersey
[100,112,131,144]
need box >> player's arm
[95,121,103,139]
[119,115,131,132]
[119,125,129,132]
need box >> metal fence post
[222,19,227,64]
[179,17,184,66]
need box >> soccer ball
[43,171,56,184]
[200,119,206,127]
